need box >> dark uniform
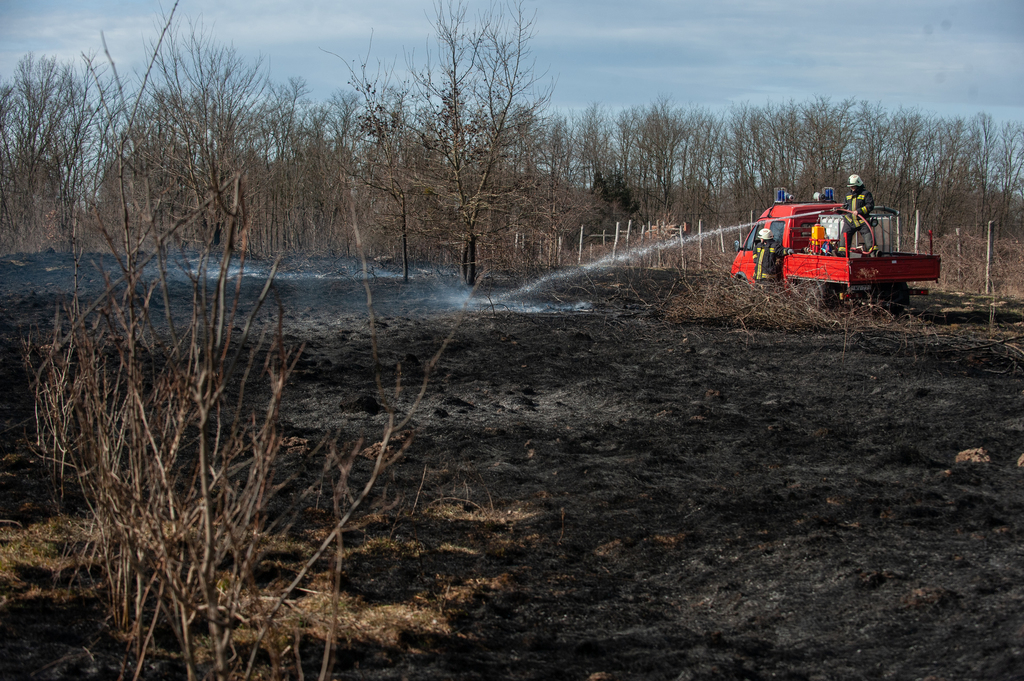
[753,237,784,282]
[841,185,875,253]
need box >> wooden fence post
[656,222,662,268]
[956,227,962,287]
[578,225,584,264]
[678,222,685,270]
[986,221,995,294]
[613,222,620,259]
[914,210,920,254]
[698,220,703,266]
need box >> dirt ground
[2,252,1024,681]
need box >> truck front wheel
[790,278,840,307]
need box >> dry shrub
[16,21,455,678]
[661,271,881,332]
[27,182,438,680]
[851,323,1024,375]
[933,232,1024,298]
[28,179,326,681]
[24,152,447,680]
[660,271,1024,374]
[31,181,284,680]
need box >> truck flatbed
[784,251,941,285]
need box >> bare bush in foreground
[26,24,447,674]
[31,176,296,680]
[29,176,442,679]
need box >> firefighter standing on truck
[839,174,876,256]
[753,227,789,283]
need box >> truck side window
[743,223,764,250]
[770,221,785,241]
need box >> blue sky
[2,0,1023,121]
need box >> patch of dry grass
[232,575,451,651]
[660,271,876,331]
[660,270,1024,374]
[0,517,94,598]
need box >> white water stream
[488,220,756,309]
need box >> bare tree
[686,108,729,224]
[4,13,1023,262]
[882,107,932,213]
[303,90,361,253]
[574,102,613,190]
[798,96,855,192]
[533,113,596,265]
[635,96,687,219]
[992,120,1024,237]
[926,115,973,233]
[0,54,100,251]
[145,19,268,250]
[410,0,551,284]
[351,61,419,280]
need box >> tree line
[1,3,1022,283]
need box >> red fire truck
[731,188,941,310]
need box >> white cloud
[1,0,1021,120]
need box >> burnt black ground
[2,252,1024,681]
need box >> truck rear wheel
[872,282,910,314]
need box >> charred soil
[2,253,1024,680]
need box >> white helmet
[758,227,773,240]
[848,174,864,187]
